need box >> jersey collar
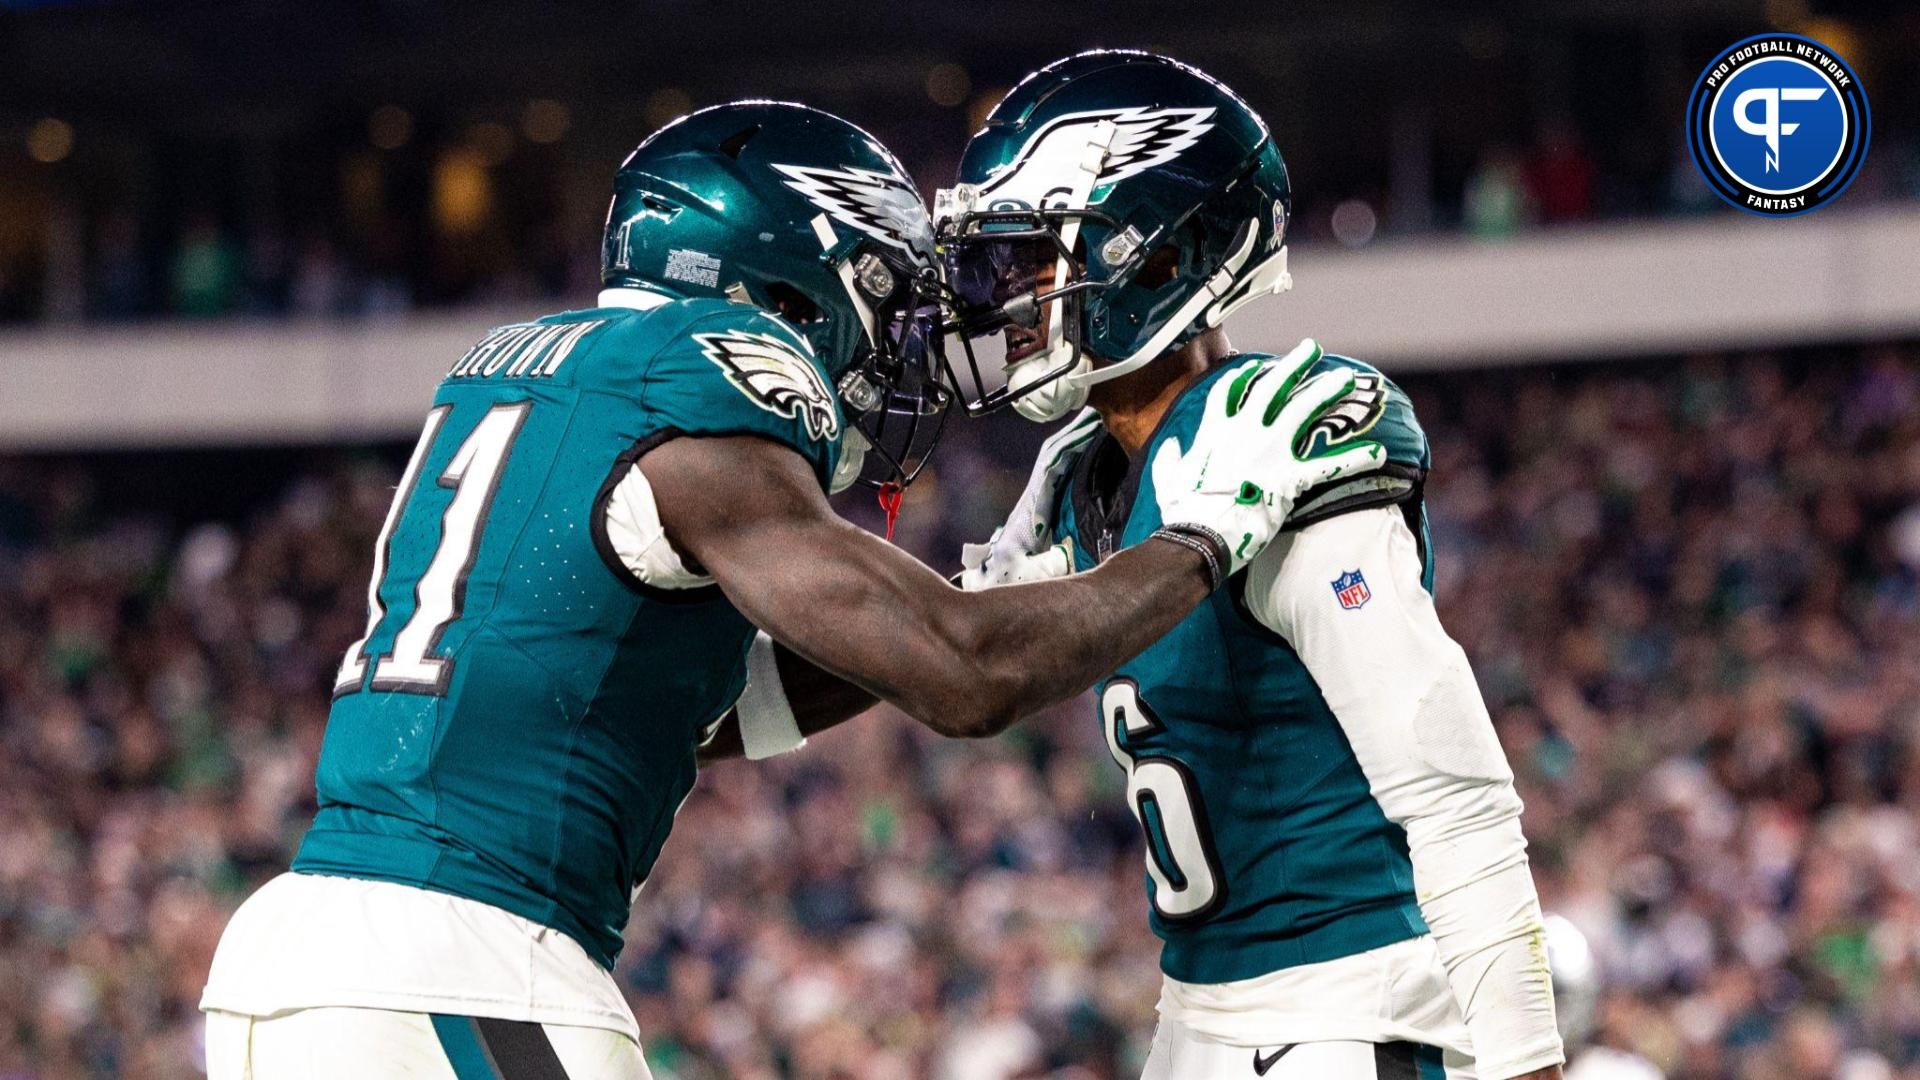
[596,286,675,311]
[1070,357,1244,563]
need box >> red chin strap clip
[877,482,905,542]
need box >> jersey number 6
[1101,679,1225,922]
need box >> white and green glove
[958,407,1103,590]
[1150,343,1385,588]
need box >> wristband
[737,631,806,760]
[1150,525,1229,591]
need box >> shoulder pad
[1296,353,1428,472]
[1286,351,1429,528]
[640,302,845,490]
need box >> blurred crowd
[4,117,1917,327]
[0,342,1918,1079]
[5,186,587,326]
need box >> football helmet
[604,101,950,486]
[1545,912,1601,1048]
[935,51,1294,422]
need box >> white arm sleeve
[1245,507,1564,1079]
[734,630,806,760]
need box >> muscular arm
[645,434,1211,740]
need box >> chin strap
[811,213,878,346]
[1204,244,1291,327]
[1067,217,1276,396]
[828,428,870,495]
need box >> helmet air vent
[764,281,821,324]
[717,125,760,160]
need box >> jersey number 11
[334,402,531,697]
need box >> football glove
[1151,343,1385,587]
[959,407,1103,590]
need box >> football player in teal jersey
[199,99,1383,1079]
[934,53,1565,1080]
[694,58,1568,1073]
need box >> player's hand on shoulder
[958,407,1102,591]
[1152,339,1386,581]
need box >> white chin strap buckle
[1009,350,1091,423]
[1205,245,1291,328]
[828,428,870,495]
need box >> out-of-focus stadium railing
[3,208,1918,450]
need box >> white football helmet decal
[772,163,935,265]
[696,330,841,442]
[978,106,1218,207]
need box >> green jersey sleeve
[630,301,846,491]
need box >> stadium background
[2,1,1918,1077]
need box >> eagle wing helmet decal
[695,330,842,442]
[978,106,1218,205]
[1095,106,1219,185]
[771,163,935,266]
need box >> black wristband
[1150,525,1230,591]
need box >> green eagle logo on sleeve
[1298,372,1386,455]
[694,330,842,442]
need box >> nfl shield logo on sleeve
[1332,569,1371,610]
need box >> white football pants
[1143,1015,1476,1080]
[204,1007,653,1080]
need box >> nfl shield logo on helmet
[1332,569,1371,610]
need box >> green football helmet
[604,100,950,485]
[935,51,1294,422]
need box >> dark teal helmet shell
[937,51,1294,421]
[604,101,951,485]
[603,100,937,381]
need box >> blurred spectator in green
[169,212,241,317]
[1465,147,1534,238]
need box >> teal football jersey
[294,296,843,970]
[1056,349,1434,985]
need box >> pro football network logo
[1686,34,1869,216]
[1331,569,1371,611]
